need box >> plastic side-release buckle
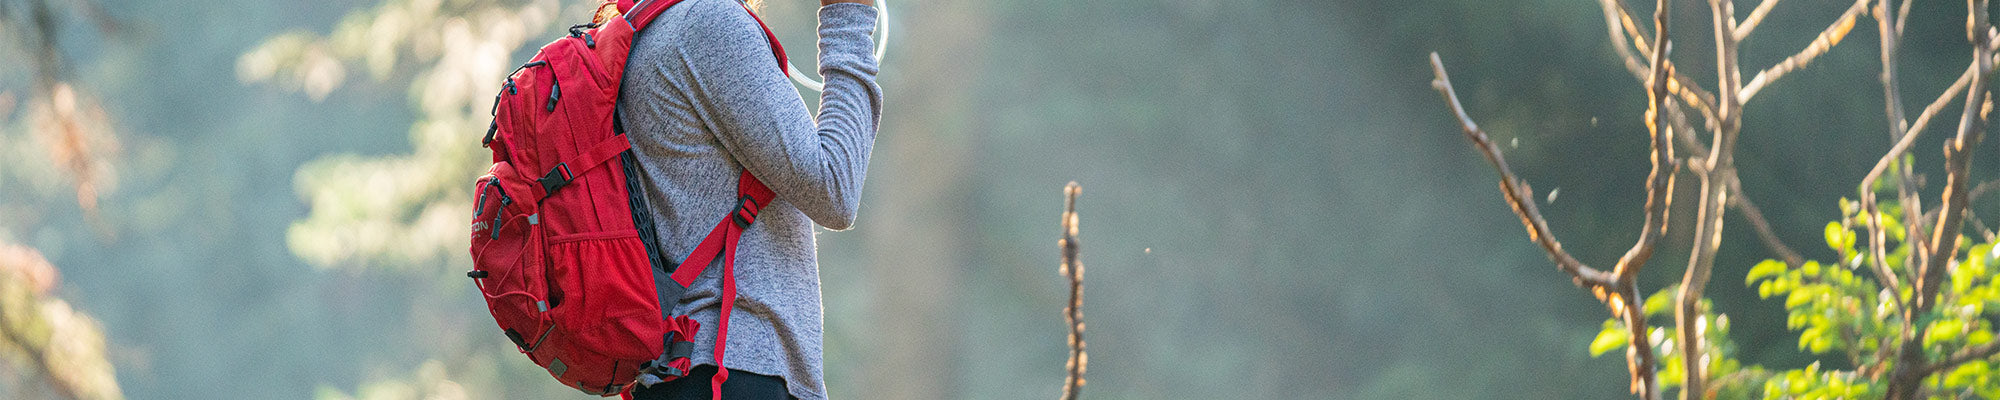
[538,163,574,197]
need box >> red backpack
[467,0,793,396]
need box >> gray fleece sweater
[617,0,880,399]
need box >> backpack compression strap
[654,171,773,398]
[614,0,790,396]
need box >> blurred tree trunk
[857,2,991,398]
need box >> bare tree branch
[1677,0,1749,396]
[1431,52,1662,400]
[1601,0,1722,127]
[1915,1,1991,320]
[1971,209,1997,243]
[1897,0,1914,36]
[1058,182,1087,400]
[1735,0,1784,40]
[1969,179,2000,204]
[1740,0,1870,103]
[1865,0,1915,313]
[1667,104,1804,268]
[1429,55,1622,290]
[1918,339,2000,378]
[1888,2,1993,398]
[1618,0,1681,286]
[1727,178,1805,267]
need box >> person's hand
[821,0,873,6]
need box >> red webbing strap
[572,135,634,175]
[614,1,788,396]
[535,136,633,201]
[666,170,774,398]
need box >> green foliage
[1595,197,2000,399]
[244,0,602,398]
[247,0,566,272]
[0,243,122,400]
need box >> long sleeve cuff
[817,3,879,71]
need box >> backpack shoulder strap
[619,0,682,30]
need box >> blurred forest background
[0,0,1991,398]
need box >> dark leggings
[628,366,794,400]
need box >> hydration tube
[787,0,888,92]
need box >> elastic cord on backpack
[786,0,888,92]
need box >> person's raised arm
[681,1,881,230]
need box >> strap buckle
[639,331,696,379]
[730,195,759,228]
[538,163,574,196]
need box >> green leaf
[1644,289,1675,316]
[1590,322,1629,357]
[1824,222,1855,252]
[1969,329,1993,346]
[1944,361,1986,387]
[1926,319,1965,347]
[1786,288,1814,309]
[1747,259,1788,285]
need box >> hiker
[618,0,881,399]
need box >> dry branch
[1739,0,1870,103]
[1675,0,1749,395]
[1915,0,1992,318]
[1428,55,1620,291]
[1601,0,1721,127]
[1735,0,1784,40]
[1667,105,1805,268]
[1887,2,1995,398]
[1857,57,1981,308]
[1058,182,1086,400]
[1863,0,1915,310]
[1432,45,1669,398]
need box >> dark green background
[4,0,1994,398]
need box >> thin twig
[1735,0,1784,40]
[1857,51,1992,308]
[1602,0,1722,127]
[1059,182,1086,400]
[1431,52,1660,400]
[1668,104,1804,268]
[1897,0,1913,36]
[1679,0,1746,396]
[1919,340,2000,377]
[1970,209,1997,242]
[1970,179,2000,203]
[1888,1,1994,398]
[1916,1,1992,318]
[1617,0,1681,284]
[1728,179,1804,267]
[1430,54,1621,290]
[1739,0,1871,103]
[1865,0,1913,311]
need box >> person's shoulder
[663,0,762,38]
[633,0,765,59]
